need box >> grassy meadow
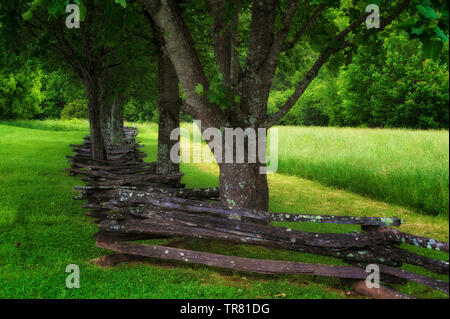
[277,127,449,217]
[0,120,448,299]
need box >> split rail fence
[65,127,449,299]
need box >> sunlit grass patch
[0,119,90,131]
[0,208,17,226]
[276,126,449,216]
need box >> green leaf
[31,0,43,10]
[47,1,65,16]
[416,4,439,19]
[79,4,87,22]
[422,38,444,60]
[195,84,204,95]
[114,0,127,8]
[434,27,449,43]
[411,27,424,36]
[22,10,33,21]
[396,18,418,31]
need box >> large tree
[137,0,447,210]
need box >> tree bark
[143,11,182,175]
[85,76,107,161]
[219,162,268,210]
[156,37,181,175]
[100,98,112,146]
[141,0,226,130]
[110,92,125,146]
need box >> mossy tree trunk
[110,92,125,146]
[85,75,107,161]
[219,162,269,210]
[149,13,182,175]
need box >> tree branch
[282,4,327,51]
[102,62,123,70]
[265,0,411,128]
[140,0,227,128]
[229,0,241,90]
[54,21,86,75]
[207,0,232,81]
[262,0,301,78]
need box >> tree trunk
[100,100,112,146]
[110,93,125,146]
[155,24,181,175]
[142,0,268,208]
[215,106,270,210]
[85,76,107,161]
[219,162,269,210]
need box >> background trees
[1,1,448,130]
[336,31,449,128]
[6,0,152,161]
[0,59,44,119]
[266,30,449,129]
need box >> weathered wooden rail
[66,128,449,299]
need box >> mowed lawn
[0,120,448,299]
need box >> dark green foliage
[40,69,85,119]
[1,0,448,127]
[400,0,449,60]
[40,71,67,119]
[60,99,88,120]
[0,61,44,119]
[336,31,449,129]
[123,98,156,123]
[268,76,338,126]
[267,30,449,129]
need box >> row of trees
[1,0,182,173]
[0,0,448,210]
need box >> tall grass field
[276,126,449,217]
[0,120,448,299]
[180,122,449,217]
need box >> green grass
[0,119,90,132]
[276,126,449,217]
[0,120,448,299]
